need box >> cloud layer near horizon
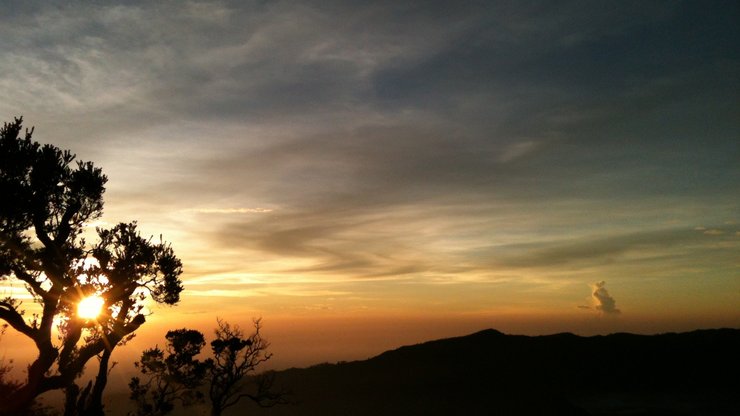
[1,1,738,319]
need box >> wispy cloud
[185,207,273,214]
[0,1,737,316]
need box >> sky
[1,0,739,373]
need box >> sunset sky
[1,1,739,371]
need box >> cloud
[498,141,540,163]
[591,281,620,315]
[0,1,738,309]
[185,207,273,214]
[483,224,740,271]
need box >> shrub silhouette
[129,329,208,416]
[130,319,286,416]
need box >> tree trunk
[64,383,80,416]
[1,342,59,414]
[86,348,113,416]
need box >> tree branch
[71,314,146,375]
[33,216,54,253]
[54,200,81,245]
[0,300,36,339]
[12,266,49,300]
[58,319,83,369]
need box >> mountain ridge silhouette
[239,327,739,415]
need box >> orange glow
[78,295,105,320]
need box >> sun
[78,295,105,320]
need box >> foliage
[129,329,208,416]
[0,117,184,415]
[130,319,285,416]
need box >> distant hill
[237,328,740,416]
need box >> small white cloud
[498,141,538,163]
[592,281,620,315]
[84,220,111,228]
[703,229,724,235]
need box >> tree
[208,318,284,416]
[128,329,208,416]
[0,117,184,415]
[129,319,285,416]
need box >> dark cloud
[485,227,738,269]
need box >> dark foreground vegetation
[1,117,282,416]
[239,328,739,416]
[1,117,186,415]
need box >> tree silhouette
[130,319,285,416]
[208,318,284,416]
[128,329,208,416]
[0,339,57,416]
[0,117,184,415]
